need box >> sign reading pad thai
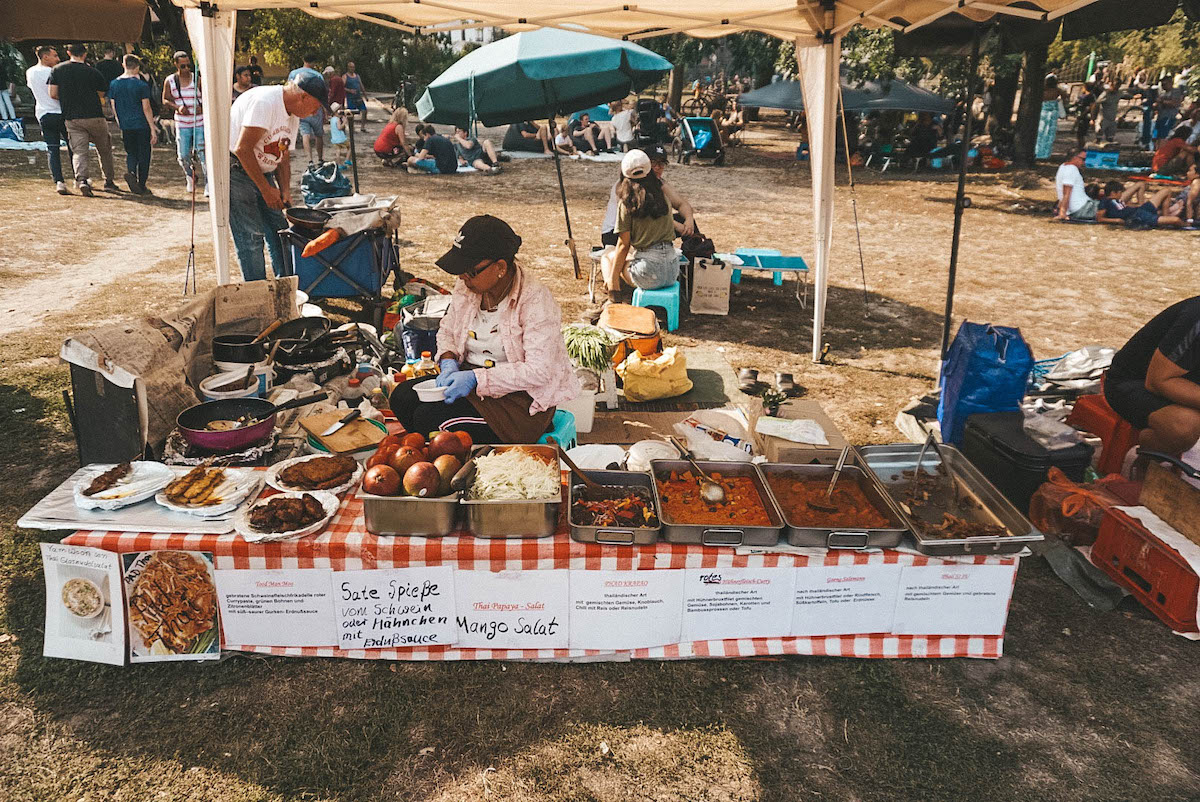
[332,567,456,649]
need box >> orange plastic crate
[1091,508,1199,632]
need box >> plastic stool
[538,409,578,450]
[632,282,680,332]
[733,247,783,285]
[1066,393,1141,476]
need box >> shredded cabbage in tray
[469,449,561,501]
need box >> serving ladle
[669,436,727,505]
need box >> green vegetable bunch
[562,324,616,375]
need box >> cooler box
[961,411,1093,512]
[1091,508,1199,633]
[281,228,395,298]
[1085,148,1120,169]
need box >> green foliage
[238,9,459,89]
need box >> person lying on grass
[1151,125,1197,176]
[1096,180,1186,228]
[1149,163,1200,224]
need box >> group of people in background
[1054,147,1199,228]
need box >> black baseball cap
[292,69,330,110]
[436,215,523,275]
[648,144,669,163]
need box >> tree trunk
[147,0,192,55]
[668,68,684,113]
[986,69,1019,137]
[1013,43,1048,168]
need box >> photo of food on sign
[122,551,219,661]
[56,569,114,644]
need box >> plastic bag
[674,409,754,456]
[616,347,692,402]
[1028,467,1132,546]
[300,162,352,206]
[938,322,1034,445]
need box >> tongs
[914,430,959,507]
[807,446,850,513]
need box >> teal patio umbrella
[417,29,671,278]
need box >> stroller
[672,117,725,165]
[634,97,670,148]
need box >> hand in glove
[442,369,478,403]
[435,359,460,387]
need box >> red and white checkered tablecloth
[64,490,1019,661]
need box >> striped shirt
[166,73,203,128]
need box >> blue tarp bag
[938,321,1034,445]
[300,162,351,206]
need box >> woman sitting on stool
[602,149,689,301]
[388,215,579,444]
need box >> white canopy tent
[174,0,1097,361]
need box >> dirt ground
[2,110,1198,801]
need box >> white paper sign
[333,567,456,649]
[891,564,1017,636]
[454,570,569,649]
[790,564,903,636]
[569,570,684,651]
[681,567,796,642]
[41,544,126,666]
[215,569,338,647]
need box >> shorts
[414,158,441,174]
[347,96,367,111]
[1069,198,1099,221]
[572,135,594,152]
[1127,202,1160,229]
[627,241,680,290]
[299,113,323,138]
[458,143,493,165]
[601,231,619,247]
[1105,377,1170,430]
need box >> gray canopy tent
[739,75,954,114]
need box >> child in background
[330,111,350,167]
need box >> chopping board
[1139,461,1200,547]
[299,412,387,454]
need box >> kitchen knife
[320,409,362,437]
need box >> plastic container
[341,377,365,402]
[1091,508,1199,633]
[210,360,274,396]
[414,379,445,402]
[961,411,1093,513]
[559,390,596,434]
[199,371,264,401]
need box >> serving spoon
[669,436,727,505]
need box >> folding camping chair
[280,227,397,329]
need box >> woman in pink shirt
[389,215,580,443]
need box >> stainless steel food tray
[463,444,562,539]
[859,444,1043,555]
[361,491,462,537]
[568,469,661,546]
[758,463,908,550]
[650,460,784,547]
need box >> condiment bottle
[341,376,364,402]
[413,351,438,379]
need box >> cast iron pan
[212,334,267,364]
[285,207,330,232]
[270,316,332,343]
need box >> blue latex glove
[435,359,459,387]
[442,369,477,403]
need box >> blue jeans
[177,122,205,179]
[39,113,67,183]
[229,165,287,282]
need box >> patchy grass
[2,113,1199,801]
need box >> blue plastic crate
[1085,149,1119,169]
[283,229,394,298]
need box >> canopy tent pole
[940,25,981,359]
[795,31,841,363]
[184,6,236,285]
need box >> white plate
[73,462,175,510]
[266,454,363,495]
[233,490,341,542]
[154,468,263,518]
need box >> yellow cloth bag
[616,347,693,402]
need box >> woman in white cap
[604,148,687,299]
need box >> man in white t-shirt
[1054,150,1098,221]
[610,99,636,151]
[229,72,326,281]
[25,45,71,195]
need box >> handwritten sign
[891,564,1016,636]
[569,570,684,651]
[215,569,337,647]
[41,544,127,666]
[681,567,795,642]
[454,570,569,649]
[790,564,903,636]
[332,567,456,649]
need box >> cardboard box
[756,398,850,463]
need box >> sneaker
[103,179,119,192]
[140,184,153,196]
[79,182,94,197]
[125,171,141,194]
[55,181,71,195]
[186,175,195,193]
[488,165,502,175]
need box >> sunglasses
[464,259,498,279]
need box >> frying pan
[285,207,330,232]
[213,334,267,364]
[177,392,326,451]
[270,316,331,343]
